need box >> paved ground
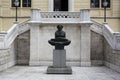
[0,66,120,80]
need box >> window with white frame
[91,0,110,8]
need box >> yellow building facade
[0,0,120,31]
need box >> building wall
[0,42,16,71]
[0,0,120,31]
[0,18,2,31]
[0,0,1,16]
[74,0,90,11]
[1,18,28,31]
[91,31,104,66]
[30,24,81,66]
[92,18,120,32]
[10,27,120,68]
[16,31,30,65]
[90,0,120,32]
[112,0,120,17]
[15,28,105,66]
[32,0,48,11]
[104,39,120,72]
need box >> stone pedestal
[47,50,72,74]
[53,50,66,67]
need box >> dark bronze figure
[48,25,71,50]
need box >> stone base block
[53,50,66,67]
[47,66,72,74]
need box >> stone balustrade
[40,12,80,23]
[30,9,90,23]
[41,12,80,18]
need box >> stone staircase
[0,10,120,72]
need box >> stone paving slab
[0,66,120,80]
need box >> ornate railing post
[31,9,41,21]
[80,9,90,22]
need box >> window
[54,0,68,11]
[91,0,99,8]
[11,0,31,7]
[91,0,110,8]
[22,0,31,7]
[11,0,21,7]
[101,0,110,8]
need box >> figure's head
[57,25,63,31]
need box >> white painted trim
[48,0,54,12]
[48,0,74,12]
[69,0,74,12]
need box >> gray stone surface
[0,66,120,80]
[30,24,81,66]
[80,23,91,66]
[47,49,72,74]
[91,31,104,66]
[104,39,120,67]
[47,66,72,74]
[53,50,66,67]
[16,31,30,65]
[0,42,16,71]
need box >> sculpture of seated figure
[48,25,71,50]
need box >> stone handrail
[41,12,80,18]
[18,19,30,34]
[0,32,7,49]
[40,12,80,23]
[91,20,103,35]
[0,19,30,49]
[91,20,120,50]
[5,24,18,48]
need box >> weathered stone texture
[91,31,104,66]
[16,31,30,65]
[0,42,16,71]
[104,39,120,66]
